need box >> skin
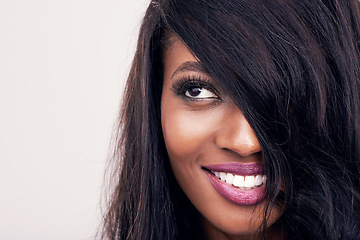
[161,36,282,240]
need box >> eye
[185,87,218,99]
[171,76,221,101]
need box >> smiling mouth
[202,162,267,205]
[203,168,267,190]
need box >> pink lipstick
[204,162,264,176]
[203,162,266,205]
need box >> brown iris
[188,87,202,97]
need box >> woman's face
[161,36,282,239]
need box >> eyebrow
[170,61,208,79]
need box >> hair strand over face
[100,0,360,239]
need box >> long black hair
[101,0,360,239]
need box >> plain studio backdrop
[0,0,149,239]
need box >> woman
[101,0,360,239]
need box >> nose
[214,105,261,157]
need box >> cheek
[161,105,217,206]
[161,107,217,160]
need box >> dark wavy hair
[101,0,360,239]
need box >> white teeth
[214,171,266,189]
[262,175,267,184]
[233,175,245,187]
[254,175,262,186]
[219,172,227,181]
[244,175,255,188]
[225,173,234,184]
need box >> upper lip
[203,162,264,176]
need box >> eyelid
[171,75,221,100]
[185,88,217,99]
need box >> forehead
[163,34,186,57]
[162,35,199,81]
[162,33,178,50]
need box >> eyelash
[171,76,221,101]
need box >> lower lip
[204,170,266,206]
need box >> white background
[0,0,149,239]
